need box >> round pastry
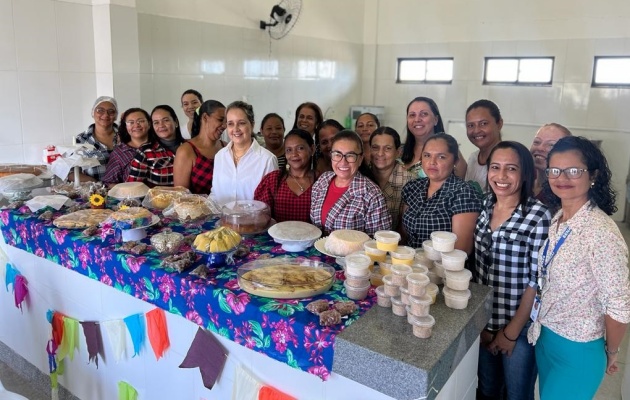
[172,195,213,222]
[146,186,189,209]
[108,207,154,229]
[108,182,150,200]
[325,230,370,257]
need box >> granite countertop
[333,282,492,400]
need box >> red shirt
[321,178,348,227]
[254,170,312,222]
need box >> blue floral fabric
[0,205,376,380]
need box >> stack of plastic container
[343,253,372,300]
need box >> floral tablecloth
[0,205,376,380]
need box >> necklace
[289,172,311,193]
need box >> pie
[238,264,334,299]
[145,186,189,209]
[53,209,113,229]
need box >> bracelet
[502,328,518,342]
[605,345,620,355]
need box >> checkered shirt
[75,125,119,181]
[380,162,416,230]
[254,170,312,223]
[187,142,217,195]
[102,142,138,184]
[401,175,482,247]
[310,171,392,236]
[473,195,551,331]
[127,142,175,186]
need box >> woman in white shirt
[211,101,278,204]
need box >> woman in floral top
[528,136,630,399]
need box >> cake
[108,207,154,229]
[325,230,370,257]
[220,200,271,234]
[53,209,113,229]
[108,182,150,200]
[238,264,333,299]
[145,186,189,210]
[171,195,214,222]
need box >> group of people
[76,92,629,400]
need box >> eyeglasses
[95,108,116,116]
[125,119,148,126]
[331,151,362,163]
[545,167,589,179]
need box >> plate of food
[53,209,114,229]
[314,230,370,258]
[268,221,321,252]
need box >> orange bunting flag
[146,308,170,360]
[258,386,297,400]
[52,312,65,347]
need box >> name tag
[530,295,541,322]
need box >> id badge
[530,295,541,322]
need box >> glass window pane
[426,60,453,81]
[485,59,518,82]
[399,60,426,81]
[519,59,553,83]
[595,58,630,84]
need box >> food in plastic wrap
[53,209,113,229]
[79,182,108,201]
[162,250,196,272]
[189,265,210,279]
[333,301,358,316]
[3,200,24,210]
[150,230,184,254]
[82,226,98,237]
[38,210,54,221]
[118,241,140,252]
[108,182,150,200]
[220,200,271,234]
[193,227,241,253]
[164,194,219,223]
[118,197,142,208]
[319,309,342,326]
[66,203,88,213]
[143,186,190,210]
[0,173,42,191]
[50,183,81,199]
[107,207,154,229]
[129,243,148,255]
[306,299,330,315]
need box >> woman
[292,102,323,137]
[355,112,380,165]
[151,105,185,154]
[75,96,119,182]
[528,136,630,399]
[254,129,314,222]
[310,130,391,236]
[102,108,154,185]
[314,119,343,177]
[173,100,226,194]
[260,113,287,171]
[529,123,572,202]
[401,133,481,252]
[464,99,503,193]
[369,127,414,230]
[211,101,278,204]
[180,89,203,138]
[473,141,551,400]
[401,97,467,179]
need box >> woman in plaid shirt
[473,141,551,400]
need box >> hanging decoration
[80,321,103,368]
[102,320,127,363]
[117,381,138,400]
[13,274,29,311]
[123,313,146,357]
[145,308,170,360]
[179,327,227,390]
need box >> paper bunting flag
[146,308,170,360]
[4,263,18,291]
[14,274,28,311]
[57,317,80,361]
[103,320,127,363]
[123,313,146,357]
[118,381,138,400]
[259,386,297,400]
[80,321,103,368]
[232,363,261,400]
[179,328,227,390]
[52,312,65,346]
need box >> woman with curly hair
[528,136,630,399]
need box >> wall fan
[259,0,302,40]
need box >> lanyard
[538,226,571,291]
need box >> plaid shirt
[402,175,481,247]
[380,162,415,230]
[75,125,119,181]
[127,142,175,186]
[473,195,551,331]
[310,171,391,236]
[254,170,312,222]
[102,142,138,184]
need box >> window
[397,58,454,84]
[592,56,630,87]
[483,57,554,85]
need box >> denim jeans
[477,323,537,400]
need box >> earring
[590,182,595,188]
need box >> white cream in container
[430,231,457,252]
[345,253,372,276]
[444,268,472,291]
[440,249,467,271]
[422,240,442,261]
[443,287,472,309]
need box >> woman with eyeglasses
[528,136,630,399]
[473,141,551,400]
[180,89,203,139]
[355,112,380,165]
[368,127,414,230]
[211,101,278,204]
[401,97,467,179]
[401,133,481,252]
[292,102,323,137]
[74,96,120,182]
[310,130,391,235]
[314,119,343,177]
[103,108,156,185]
[173,100,226,194]
[254,129,315,222]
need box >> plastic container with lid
[344,271,371,288]
[391,264,412,287]
[406,272,430,296]
[408,294,432,316]
[345,253,372,276]
[220,200,271,235]
[374,230,401,252]
[410,263,429,276]
[370,272,384,287]
[390,296,407,316]
[150,231,184,254]
[400,286,410,305]
[412,315,436,338]
[378,257,393,276]
[406,306,420,324]
[430,231,457,252]
[414,249,433,268]
[375,285,392,307]
[433,261,446,278]
[444,268,472,291]
[443,287,472,309]
[382,274,400,296]
[391,246,415,266]
[426,269,443,285]
[344,280,370,300]
[422,240,442,261]
[364,240,387,263]
[441,249,467,271]
[425,283,439,304]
